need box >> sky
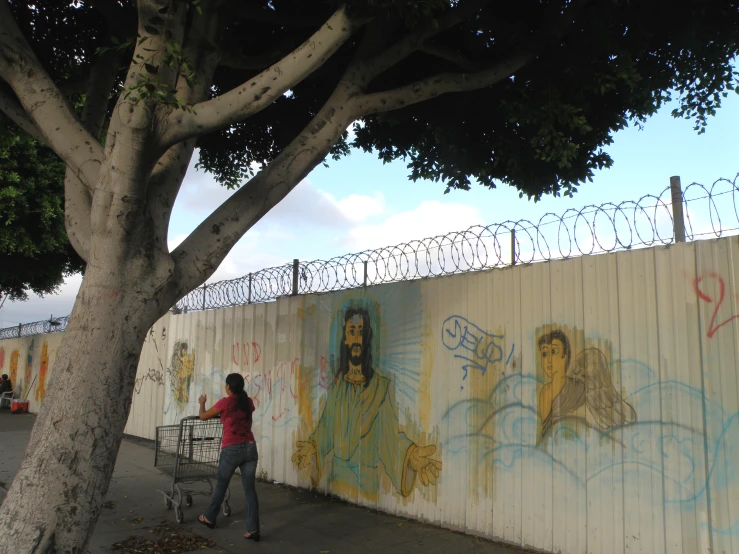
[2,93,739,328]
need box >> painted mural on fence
[9,349,18,389]
[294,283,441,502]
[0,336,61,410]
[35,341,49,402]
[535,328,636,440]
[168,341,195,411]
[22,338,35,398]
[441,318,739,542]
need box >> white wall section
[4,237,739,553]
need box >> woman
[0,374,12,394]
[198,373,260,541]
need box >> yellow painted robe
[310,373,415,499]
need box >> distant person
[0,374,12,395]
[197,373,260,542]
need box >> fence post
[292,259,299,296]
[363,260,368,287]
[510,229,517,266]
[248,273,252,304]
[202,284,207,311]
[17,324,21,338]
[670,176,686,243]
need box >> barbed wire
[3,174,739,338]
[0,315,69,340]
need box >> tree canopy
[7,0,739,202]
[0,119,84,303]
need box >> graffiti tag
[441,316,506,379]
[694,272,739,338]
[232,342,262,367]
[134,369,165,393]
[245,358,299,421]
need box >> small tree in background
[0,119,84,308]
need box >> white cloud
[346,200,484,252]
[170,158,386,238]
[330,192,385,223]
[0,274,82,328]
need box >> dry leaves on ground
[110,525,215,554]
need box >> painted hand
[409,444,442,486]
[198,394,206,404]
[291,441,317,470]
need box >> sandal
[198,515,215,529]
[244,531,260,542]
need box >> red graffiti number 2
[694,272,739,338]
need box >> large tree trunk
[0,261,162,553]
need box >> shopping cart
[155,416,231,523]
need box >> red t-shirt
[214,395,255,448]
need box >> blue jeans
[204,442,259,533]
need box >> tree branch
[81,49,122,142]
[355,0,492,84]
[353,51,532,116]
[159,6,356,148]
[64,171,91,263]
[353,0,591,116]
[148,1,221,243]
[63,48,125,263]
[0,1,103,194]
[0,82,47,144]
[419,42,483,71]
[167,79,361,297]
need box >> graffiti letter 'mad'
[293,308,441,500]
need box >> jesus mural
[292,307,441,500]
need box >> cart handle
[181,414,221,422]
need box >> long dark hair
[226,373,252,421]
[337,307,374,387]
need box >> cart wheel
[175,506,184,524]
[165,497,172,510]
[223,502,231,517]
[185,495,193,507]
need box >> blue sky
[2,93,738,327]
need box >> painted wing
[542,377,586,434]
[574,348,636,430]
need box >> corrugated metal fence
[3,236,739,553]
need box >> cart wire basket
[155,415,231,523]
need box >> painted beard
[348,343,363,366]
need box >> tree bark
[0,262,160,553]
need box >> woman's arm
[199,394,222,420]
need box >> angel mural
[537,330,636,437]
[169,341,195,409]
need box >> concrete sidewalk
[0,412,533,554]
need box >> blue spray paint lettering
[441,316,506,379]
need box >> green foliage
[194,0,739,198]
[6,0,739,201]
[0,119,84,301]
